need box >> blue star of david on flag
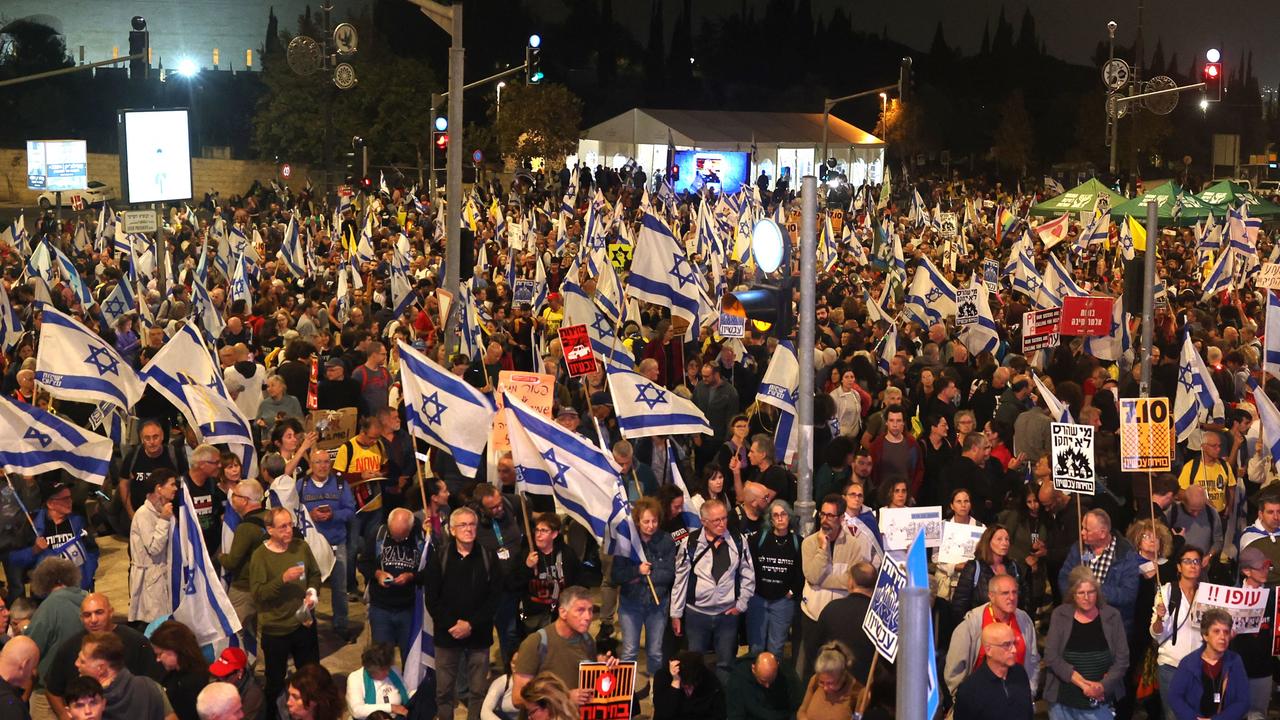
[103,298,126,318]
[419,391,446,426]
[84,346,120,376]
[24,426,51,448]
[635,382,668,410]
[924,286,944,303]
[541,448,571,488]
[1178,365,1196,393]
[591,311,613,339]
[668,253,697,288]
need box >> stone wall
[0,148,310,205]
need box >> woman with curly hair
[519,672,578,720]
[285,664,345,720]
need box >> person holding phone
[297,448,357,643]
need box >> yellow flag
[1127,215,1147,252]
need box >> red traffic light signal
[359,176,373,191]
[434,132,449,150]
[1203,59,1222,102]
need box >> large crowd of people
[0,161,1276,720]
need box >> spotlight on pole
[176,57,199,78]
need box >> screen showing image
[672,150,750,195]
[122,109,193,204]
[27,140,87,192]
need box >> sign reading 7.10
[1119,397,1172,472]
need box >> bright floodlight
[752,219,785,274]
[1200,98,1209,110]
[176,58,198,78]
[528,34,541,48]
[1206,48,1221,63]
[434,116,448,132]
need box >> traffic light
[722,219,794,338]
[359,176,373,193]
[526,34,543,84]
[128,16,149,80]
[898,56,913,104]
[1203,49,1222,103]
[433,131,449,172]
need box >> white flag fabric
[230,251,253,308]
[191,278,226,337]
[1248,377,1280,470]
[99,281,137,329]
[1265,292,1280,380]
[0,395,112,485]
[755,341,800,464]
[36,305,144,410]
[277,214,307,279]
[0,282,22,350]
[626,209,701,328]
[402,540,436,687]
[398,341,495,478]
[607,367,711,439]
[958,279,1000,357]
[1173,334,1225,442]
[902,257,957,328]
[1201,248,1234,301]
[267,475,336,581]
[170,484,243,646]
[1032,372,1073,424]
[1082,294,1129,363]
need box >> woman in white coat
[128,468,177,623]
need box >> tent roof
[1030,178,1121,216]
[1194,180,1280,217]
[1108,181,1214,225]
[581,108,884,148]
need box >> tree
[992,90,1034,175]
[493,83,582,165]
[0,19,72,79]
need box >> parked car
[37,180,114,209]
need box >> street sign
[1051,423,1096,494]
[1102,58,1131,91]
[862,556,907,662]
[1144,76,1179,115]
[123,210,158,234]
[719,313,746,338]
[1022,307,1061,352]
[955,288,979,325]
[333,62,357,89]
[281,163,292,179]
[1106,94,1128,120]
[1060,296,1114,336]
[558,324,597,378]
[472,149,484,165]
[1119,397,1172,472]
[333,23,358,56]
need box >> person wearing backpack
[423,507,501,720]
[296,449,357,643]
[9,481,98,592]
[217,479,269,670]
[113,419,187,534]
[745,499,802,657]
[360,508,428,663]
[670,498,756,682]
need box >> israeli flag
[819,216,839,273]
[170,483,243,646]
[1082,294,1129,363]
[903,256,957,327]
[390,235,416,319]
[399,341,495,478]
[99,281,136,329]
[503,393,646,564]
[875,323,898,375]
[626,209,701,328]
[1264,292,1280,380]
[563,285,634,372]
[0,282,22,350]
[277,214,308,280]
[1032,372,1073,424]
[607,366,711,439]
[191,278,225,337]
[958,279,1000,356]
[266,476,336,580]
[0,395,112,485]
[36,305,144,410]
[457,283,485,361]
[1201,248,1234,301]
[1043,253,1088,301]
[905,529,941,720]
[1173,333,1224,442]
[594,257,625,325]
[230,251,253,309]
[666,445,702,530]
[1248,377,1280,469]
[402,538,436,687]
[178,374,258,481]
[25,241,55,285]
[756,341,800,465]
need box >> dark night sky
[577,0,1278,90]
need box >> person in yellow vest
[334,414,388,590]
[1177,432,1236,517]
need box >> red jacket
[867,432,925,499]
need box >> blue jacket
[10,510,98,590]
[610,529,677,609]
[1058,534,1141,632]
[1167,646,1249,720]
[297,474,356,545]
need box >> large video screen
[27,140,87,192]
[672,150,750,195]
[118,109,193,204]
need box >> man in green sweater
[218,479,269,651]
[248,507,320,717]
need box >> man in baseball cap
[208,648,265,720]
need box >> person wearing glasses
[800,494,874,676]
[424,507,501,720]
[1043,566,1129,719]
[944,574,1040,698]
[180,444,227,562]
[219,479,268,650]
[745,499,802,657]
[1151,545,1208,719]
[9,480,98,591]
[952,622,1035,720]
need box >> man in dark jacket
[361,508,429,662]
[470,483,525,666]
[952,624,1034,720]
[724,652,802,720]
[0,637,38,720]
[423,507,501,720]
[317,358,362,411]
[1056,508,1142,633]
[815,562,878,680]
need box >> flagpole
[4,474,38,534]
[856,652,879,718]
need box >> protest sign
[1060,296,1113,336]
[1023,307,1061,352]
[512,280,538,304]
[936,521,987,565]
[1190,583,1269,634]
[558,324,597,378]
[577,661,637,720]
[862,557,907,662]
[878,506,943,551]
[491,372,556,453]
[1051,423,1096,494]
[1119,397,1172,472]
[982,259,999,292]
[955,288,979,326]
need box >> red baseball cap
[209,647,248,677]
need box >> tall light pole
[878,92,888,137]
[496,81,506,121]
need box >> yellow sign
[607,241,633,271]
[1119,397,1172,472]
[830,208,846,235]
[491,371,556,453]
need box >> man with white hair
[196,682,243,720]
[182,444,226,557]
[0,636,39,720]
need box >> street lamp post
[496,81,506,121]
[878,91,888,137]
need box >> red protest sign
[558,324,597,378]
[1022,307,1061,352]
[1060,296,1113,337]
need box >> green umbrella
[1030,178,1122,217]
[1193,180,1280,218]
[1107,181,1214,226]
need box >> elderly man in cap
[318,356,362,411]
[208,647,265,720]
[10,481,98,591]
[1231,545,1276,719]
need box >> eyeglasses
[817,512,839,520]
[1179,557,1203,565]
[988,640,1018,651]
[452,522,477,529]
[770,512,790,518]
[705,515,729,524]
[534,527,555,534]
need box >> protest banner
[1119,397,1172,472]
[936,521,987,565]
[1051,422,1096,494]
[512,279,539,304]
[578,661,637,720]
[955,288,979,326]
[982,259,999,292]
[558,324,598,378]
[878,506,943,551]
[1060,296,1113,336]
[491,371,556,453]
[1191,583,1269,634]
[1023,307,1061,352]
[862,557,907,662]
